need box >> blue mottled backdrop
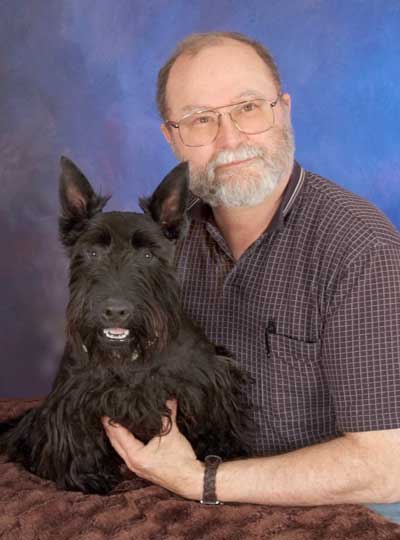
[1,0,399,397]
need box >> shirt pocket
[264,332,330,442]
[268,332,320,363]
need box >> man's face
[161,40,295,208]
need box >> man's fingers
[166,399,178,419]
[102,417,144,457]
[102,402,179,459]
[162,399,178,432]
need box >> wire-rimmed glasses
[165,95,281,148]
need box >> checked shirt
[174,161,400,456]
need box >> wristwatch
[200,455,223,505]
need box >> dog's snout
[101,299,131,326]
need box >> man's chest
[174,227,336,455]
[175,226,324,351]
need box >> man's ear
[140,161,189,241]
[161,123,185,162]
[59,156,110,248]
[160,123,172,144]
[280,92,291,113]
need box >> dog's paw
[63,471,121,495]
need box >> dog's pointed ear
[59,156,110,247]
[140,162,189,241]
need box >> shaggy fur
[0,158,252,495]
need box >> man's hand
[103,401,400,505]
[102,400,204,500]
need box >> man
[103,32,400,509]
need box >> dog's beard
[188,123,295,208]
[69,308,177,360]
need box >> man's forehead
[179,89,269,115]
[166,40,277,116]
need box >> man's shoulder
[299,169,400,252]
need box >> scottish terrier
[0,157,251,494]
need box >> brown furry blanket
[1,398,400,540]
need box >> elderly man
[103,32,400,511]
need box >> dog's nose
[101,299,131,326]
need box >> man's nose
[214,113,246,149]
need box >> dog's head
[59,157,189,361]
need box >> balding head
[157,32,282,121]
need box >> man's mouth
[215,157,257,170]
[102,328,130,342]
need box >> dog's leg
[174,355,253,460]
[0,408,42,465]
[64,456,122,495]
[45,411,124,495]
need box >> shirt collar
[186,160,306,233]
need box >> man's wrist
[180,459,205,500]
[200,455,223,504]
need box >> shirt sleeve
[321,243,400,432]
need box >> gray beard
[188,124,295,208]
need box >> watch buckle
[199,499,223,505]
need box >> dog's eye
[144,251,153,260]
[85,247,99,259]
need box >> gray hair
[156,31,282,121]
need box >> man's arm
[103,403,400,505]
[216,429,400,505]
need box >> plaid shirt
[174,161,400,456]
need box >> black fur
[0,158,252,494]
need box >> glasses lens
[179,111,219,147]
[231,100,274,134]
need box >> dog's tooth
[103,328,130,340]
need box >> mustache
[206,144,267,172]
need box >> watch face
[205,455,222,466]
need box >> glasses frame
[165,94,282,148]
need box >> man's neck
[212,168,292,261]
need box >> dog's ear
[140,161,189,241]
[59,156,110,247]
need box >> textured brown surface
[1,399,400,540]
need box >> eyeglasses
[165,95,282,148]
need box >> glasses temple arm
[165,121,179,129]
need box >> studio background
[1,0,399,397]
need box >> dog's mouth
[101,327,131,343]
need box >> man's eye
[242,102,258,113]
[191,114,214,126]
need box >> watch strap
[200,455,222,505]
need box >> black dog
[0,157,251,494]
